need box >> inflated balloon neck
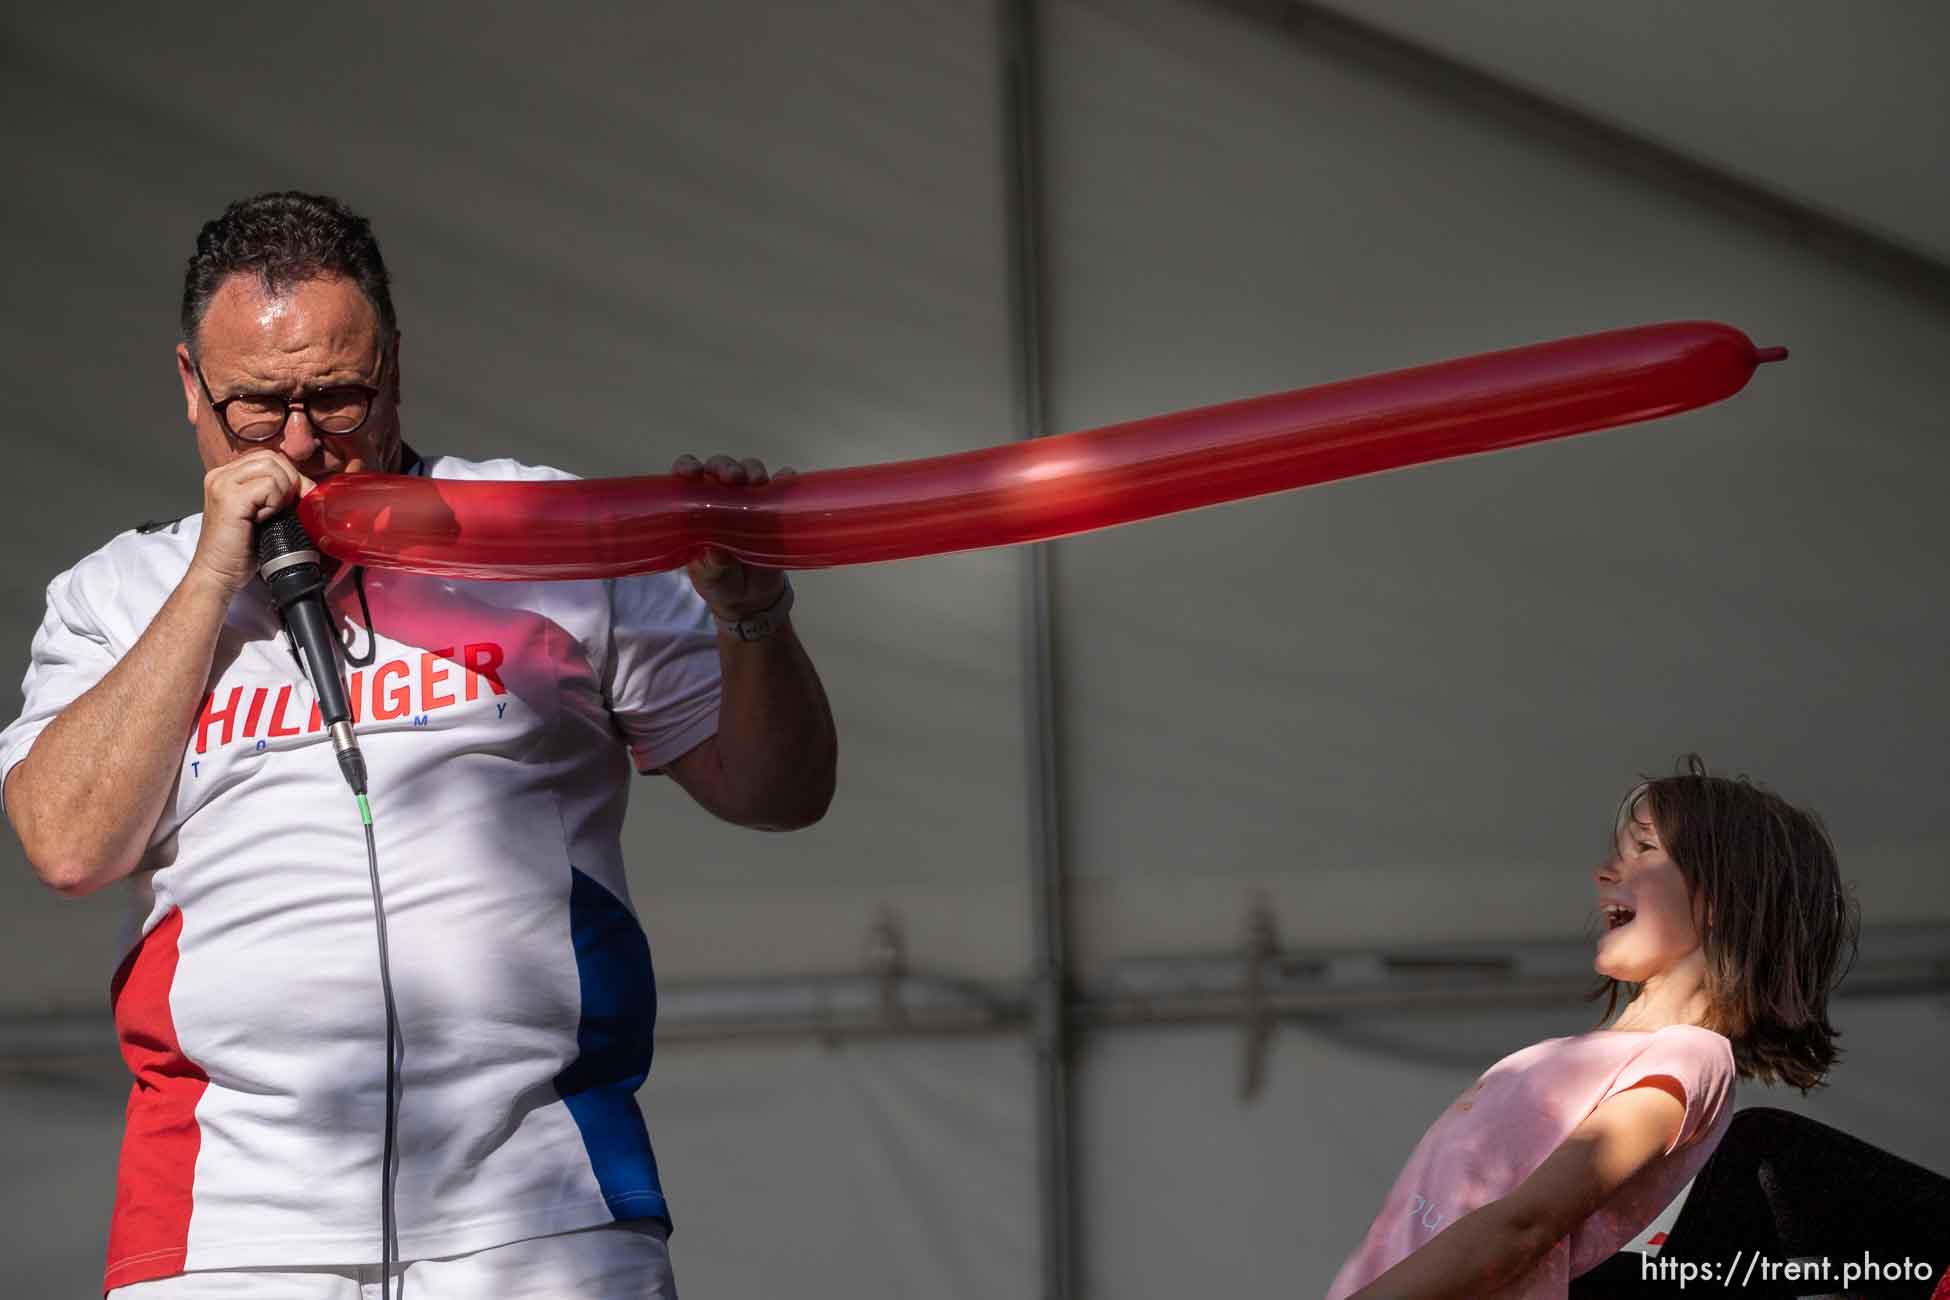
[1754,346,1789,364]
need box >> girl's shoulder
[1582,1022,1733,1049]
[1526,1024,1733,1067]
[1643,1022,1733,1047]
[1484,1025,1732,1082]
[1602,1024,1739,1101]
[1623,1022,1734,1055]
[1640,1022,1738,1071]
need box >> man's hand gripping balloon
[669,453,797,621]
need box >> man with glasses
[0,192,837,1298]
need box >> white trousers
[105,1219,675,1300]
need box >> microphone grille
[255,508,318,569]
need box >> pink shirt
[1325,1025,1735,1300]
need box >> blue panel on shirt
[554,866,668,1223]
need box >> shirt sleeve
[602,571,722,773]
[1602,1025,1737,1156]
[0,567,121,806]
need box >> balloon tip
[1754,345,1789,364]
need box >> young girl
[1325,757,1859,1300]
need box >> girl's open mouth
[1603,904,1636,930]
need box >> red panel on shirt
[104,909,209,1291]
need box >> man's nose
[277,406,321,462]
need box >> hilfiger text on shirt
[188,643,509,766]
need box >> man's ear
[388,333,403,408]
[175,343,201,426]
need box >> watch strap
[714,576,794,641]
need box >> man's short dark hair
[181,191,397,353]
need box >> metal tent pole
[1000,1,1077,1296]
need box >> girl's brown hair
[1592,755,1860,1091]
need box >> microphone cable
[335,575,399,1299]
[355,786,404,1300]
[258,513,402,1297]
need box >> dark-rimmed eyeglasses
[194,353,387,444]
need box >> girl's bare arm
[1345,1078,1687,1300]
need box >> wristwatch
[714,576,794,642]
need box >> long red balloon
[300,322,1784,580]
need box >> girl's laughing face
[1594,797,1702,983]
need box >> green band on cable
[357,793,373,826]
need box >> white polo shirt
[0,453,722,1292]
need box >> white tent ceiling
[1328,0,1950,266]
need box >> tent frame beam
[7,925,1944,1058]
[1000,2,1077,1298]
[1199,0,1950,308]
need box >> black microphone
[256,508,368,795]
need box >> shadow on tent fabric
[1568,1108,1950,1299]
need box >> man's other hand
[670,453,794,620]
